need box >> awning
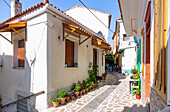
[118,0,148,39]
[91,38,110,50]
[63,23,92,45]
[0,20,27,44]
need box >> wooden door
[93,49,97,65]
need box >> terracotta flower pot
[82,89,86,94]
[104,76,106,80]
[59,98,65,104]
[89,88,91,91]
[65,97,70,102]
[85,88,89,92]
[52,101,59,108]
[94,83,97,88]
[75,92,79,98]
[136,94,141,99]
[70,95,75,99]
[79,91,82,96]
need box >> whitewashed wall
[0,12,48,111]
[65,6,110,42]
[121,47,136,74]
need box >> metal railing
[0,91,45,109]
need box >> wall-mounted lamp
[58,36,61,40]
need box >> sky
[0,0,120,46]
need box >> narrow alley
[48,72,147,112]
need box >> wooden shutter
[18,39,25,67]
[65,39,74,67]
[154,0,167,102]
[93,49,97,65]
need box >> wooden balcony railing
[0,91,45,108]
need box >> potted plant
[89,81,94,90]
[70,90,76,99]
[131,68,139,79]
[79,88,82,96]
[131,68,138,75]
[102,73,107,80]
[78,81,83,95]
[65,64,67,68]
[88,70,97,87]
[125,71,128,76]
[52,98,60,108]
[85,83,89,92]
[58,89,66,104]
[65,92,71,102]
[74,84,80,97]
[74,63,78,67]
[82,80,86,94]
[136,88,141,99]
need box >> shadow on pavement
[122,104,147,112]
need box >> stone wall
[150,87,167,112]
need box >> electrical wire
[78,0,115,34]
[3,0,11,8]
[78,0,136,45]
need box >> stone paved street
[48,72,147,112]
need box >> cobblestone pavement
[48,72,147,112]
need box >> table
[129,77,139,93]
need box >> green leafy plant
[82,81,86,89]
[52,98,60,102]
[131,68,138,74]
[88,70,97,83]
[86,83,90,88]
[58,90,66,98]
[74,84,80,92]
[125,71,128,73]
[92,64,98,76]
[136,88,141,95]
[132,73,140,79]
[65,92,71,97]
[89,81,94,88]
[86,78,91,83]
[71,83,76,90]
[102,73,107,77]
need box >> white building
[65,5,112,42]
[112,19,136,75]
[0,0,110,111]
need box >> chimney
[43,0,49,4]
[11,0,22,17]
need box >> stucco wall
[0,13,48,111]
[121,47,136,75]
[46,13,105,107]
[65,6,110,42]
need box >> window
[14,39,25,68]
[65,39,78,67]
[17,95,28,112]
[18,40,25,67]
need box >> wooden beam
[0,34,12,44]
[63,28,76,41]
[79,36,91,45]
[9,26,26,40]
[7,23,26,28]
